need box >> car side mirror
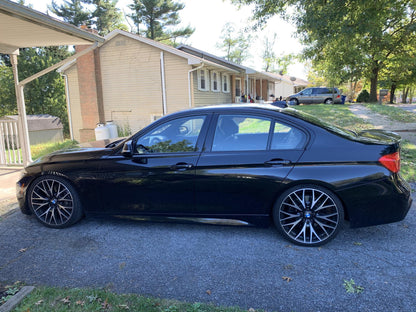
[121,140,133,157]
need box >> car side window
[136,116,206,153]
[271,121,306,150]
[212,115,272,151]
[302,88,312,95]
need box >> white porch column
[10,53,32,166]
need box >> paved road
[1,191,415,312]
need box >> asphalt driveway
[1,190,415,312]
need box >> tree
[232,0,416,102]
[128,0,194,44]
[217,23,251,64]
[49,0,127,35]
[49,0,91,27]
[17,47,72,136]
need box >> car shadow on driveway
[1,202,415,312]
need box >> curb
[0,286,35,312]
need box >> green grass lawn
[13,286,258,312]
[31,140,79,160]
[366,104,416,123]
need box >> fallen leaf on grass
[282,276,292,282]
[118,304,130,310]
[102,298,111,309]
[61,296,71,305]
[76,300,85,306]
[248,308,256,312]
[34,300,43,305]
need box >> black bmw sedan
[17,104,412,246]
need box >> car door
[194,113,307,217]
[299,88,314,104]
[96,114,210,215]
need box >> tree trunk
[369,66,379,103]
[389,82,396,104]
[410,88,414,104]
[402,87,409,103]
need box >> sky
[22,0,308,79]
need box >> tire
[290,98,299,105]
[27,175,83,228]
[324,98,334,104]
[273,184,344,246]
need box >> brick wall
[75,45,104,142]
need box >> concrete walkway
[0,167,22,216]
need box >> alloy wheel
[30,178,74,226]
[278,187,341,245]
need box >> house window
[198,69,209,91]
[211,71,220,92]
[222,74,230,93]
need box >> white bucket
[106,121,118,139]
[95,123,110,140]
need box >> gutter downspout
[160,52,167,115]
[61,74,74,140]
[188,63,204,108]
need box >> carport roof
[0,0,104,54]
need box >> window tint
[302,88,312,95]
[212,115,271,151]
[136,116,206,153]
[271,122,306,150]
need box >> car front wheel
[273,185,344,246]
[27,175,83,228]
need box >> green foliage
[366,104,416,123]
[0,65,16,116]
[356,90,370,103]
[401,141,416,183]
[150,139,194,153]
[0,282,23,305]
[16,47,71,136]
[49,0,90,27]
[217,23,251,64]
[31,140,79,160]
[128,0,194,44]
[343,279,364,294]
[232,0,416,102]
[15,286,256,312]
[294,104,373,131]
[49,0,127,35]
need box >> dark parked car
[17,104,412,246]
[288,87,342,105]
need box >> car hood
[356,129,402,144]
[29,147,112,167]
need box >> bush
[357,90,370,103]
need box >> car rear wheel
[324,98,334,104]
[273,184,344,246]
[28,175,83,228]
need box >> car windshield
[282,108,356,139]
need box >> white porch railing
[0,120,23,165]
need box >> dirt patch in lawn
[349,104,416,145]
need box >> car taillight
[379,151,400,173]
[336,95,340,98]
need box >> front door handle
[264,159,292,166]
[171,162,194,170]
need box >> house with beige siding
[58,29,279,142]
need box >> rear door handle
[171,162,194,170]
[264,159,292,166]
